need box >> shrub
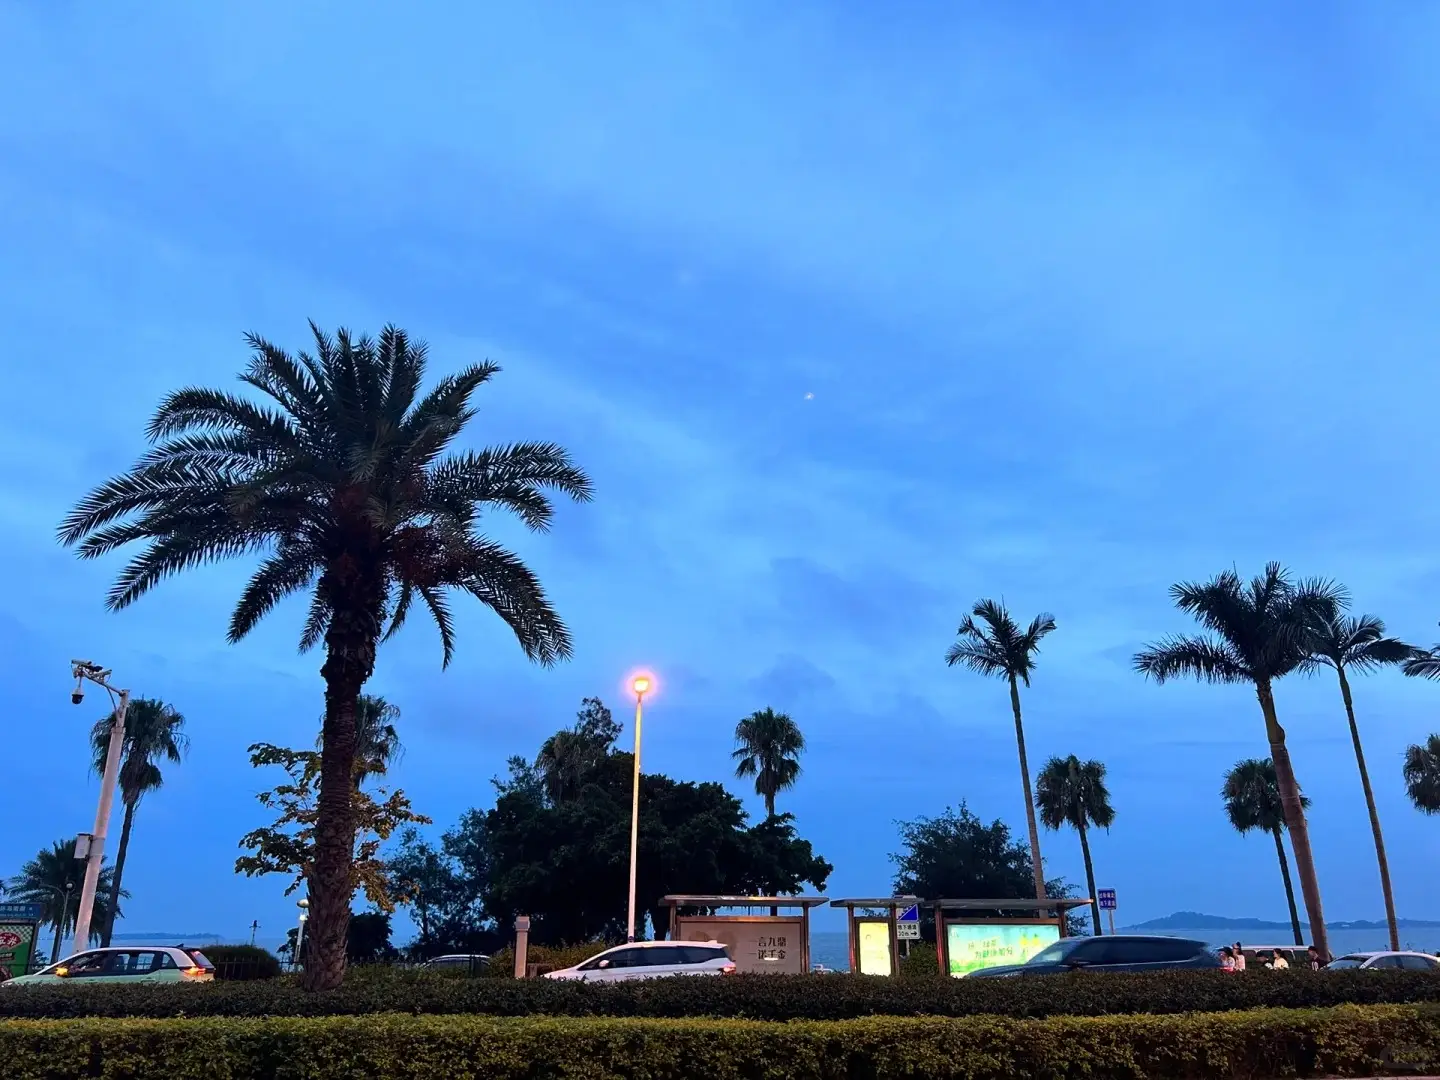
[481,942,606,977]
[2,967,1439,1022]
[201,945,282,982]
[898,942,938,977]
[2,1004,1437,1079]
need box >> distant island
[1127,911,1440,931]
[110,932,225,943]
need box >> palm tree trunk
[307,574,384,992]
[1255,680,1328,959]
[1272,827,1303,946]
[48,917,63,965]
[100,801,137,948]
[1008,675,1046,901]
[1336,668,1400,952]
[1077,820,1102,935]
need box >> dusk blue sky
[3,2,1440,946]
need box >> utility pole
[68,660,130,951]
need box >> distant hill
[1127,911,1440,931]
[109,933,225,943]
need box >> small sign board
[897,905,920,940]
[1097,889,1117,911]
[0,904,44,922]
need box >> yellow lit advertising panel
[857,920,893,976]
[946,922,1059,977]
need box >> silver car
[544,941,735,982]
[1325,951,1439,971]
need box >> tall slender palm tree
[1222,758,1309,945]
[89,697,188,947]
[58,323,592,990]
[1134,563,1342,960]
[1403,734,1440,814]
[6,840,123,963]
[1300,612,1415,952]
[318,693,402,787]
[1403,625,1440,681]
[1034,755,1114,935]
[946,599,1055,900]
[731,708,806,818]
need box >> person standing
[1306,945,1322,970]
[1219,947,1236,972]
[1233,943,1247,972]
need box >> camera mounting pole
[68,660,130,952]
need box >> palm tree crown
[1222,758,1310,835]
[1135,564,1345,686]
[91,698,188,808]
[1402,624,1440,680]
[1301,613,1416,676]
[1404,735,1440,814]
[57,323,592,991]
[945,599,1055,686]
[732,708,806,818]
[1035,756,1115,833]
[6,839,124,959]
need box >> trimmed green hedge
[2,968,1439,1022]
[481,942,605,977]
[3,1004,1437,1078]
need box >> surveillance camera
[71,685,85,706]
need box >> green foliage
[890,803,1083,937]
[4,1004,1438,1079]
[1034,756,1114,833]
[316,694,403,786]
[202,945,282,981]
[89,698,189,807]
[1222,758,1308,835]
[234,742,431,912]
[897,942,939,977]
[4,840,124,951]
[385,819,498,958]
[5,969,1440,1023]
[732,707,805,818]
[480,942,608,977]
[1404,734,1440,814]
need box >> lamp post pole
[68,660,130,951]
[295,899,309,972]
[625,676,651,943]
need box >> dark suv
[966,935,1220,978]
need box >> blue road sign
[1097,889,1117,911]
[898,905,919,923]
[0,903,45,921]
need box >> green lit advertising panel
[946,922,1059,977]
[0,921,35,979]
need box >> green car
[3,946,215,986]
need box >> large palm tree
[1135,563,1342,959]
[1403,735,1440,814]
[6,840,124,963]
[1034,755,1114,935]
[945,599,1055,900]
[1301,612,1414,952]
[731,708,806,818]
[1222,758,1309,945]
[57,323,592,990]
[318,693,402,787]
[89,697,188,947]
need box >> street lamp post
[625,675,651,943]
[295,898,309,972]
[68,661,130,951]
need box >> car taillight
[183,966,205,977]
[721,963,737,975]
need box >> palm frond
[229,548,322,643]
[1134,634,1248,684]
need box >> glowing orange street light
[626,671,654,941]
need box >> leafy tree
[481,732,830,944]
[945,599,1055,900]
[6,840,125,963]
[318,694,403,787]
[732,708,805,818]
[88,697,188,947]
[59,324,592,989]
[1034,755,1114,935]
[536,698,620,804]
[1403,734,1440,815]
[1134,563,1341,960]
[386,817,498,958]
[1301,611,1415,952]
[1222,758,1309,945]
[235,743,431,912]
[279,909,398,965]
[890,804,1082,938]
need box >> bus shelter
[829,897,919,976]
[661,895,827,974]
[931,897,1094,977]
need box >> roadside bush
[3,967,1439,1022]
[201,945,282,982]
[481,942,605,977]
[898,942,938,977]
[3,1004,1436,1079]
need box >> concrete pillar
[513,916,531,978]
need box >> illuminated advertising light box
[856,920,893,976]
[946,922,1059,977]
[676,918,806,974]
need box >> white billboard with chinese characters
[675,917,805,974]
